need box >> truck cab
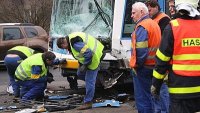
[50,0,167,88]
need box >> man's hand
[151,77,163,99]
[151,85,158,96]
[151,85,160,99]
[79,65,87,73]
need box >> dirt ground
[0,68,137,113]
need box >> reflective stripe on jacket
[171,19,200,76]
[8,46,34,58]
[68,32,104,70]
[129,18,161,68]
[15,53,47,81]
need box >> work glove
[53,58,67,65]
[47,76,54,83]
[47,72,54,83]
[151,77,163,99]
[59,58,67,64]
[79,65,87,73]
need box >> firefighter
[57,32,104,110]
[15,51,56,102]
[130,2,161,113]
[151,0,200,112]
[4,46,36,97]
[146,1,171,112]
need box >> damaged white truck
[50,0,167,89]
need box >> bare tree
[0,0,53,32]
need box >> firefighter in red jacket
[151,0,200,112]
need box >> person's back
[151,0,200,112]
[68,32,104,70]
[15,53,47,81]
[169,15,200,98]
[7,46,35,59]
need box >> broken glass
[50,0,113,39]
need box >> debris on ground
[15,108,37,113]
[0,84,134,113]
[92,100,120,108]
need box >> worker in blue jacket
[15,51,58,102]
[130,2,161,113]
[57,32,104,110]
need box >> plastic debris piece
[92,100,120,108]
[8,106,17,109]
[0,106,5,110]
[48,95,71,100]
[116,93,130,102]
[15,108,37,113]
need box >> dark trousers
[169,97,200,113]
[67,76,78,90]
[152,82,169,113]
[17,76,47,101]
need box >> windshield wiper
[83,0,112,32]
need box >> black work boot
[70,84,78,90]
[67,76,78,90]
[77,101,92,110]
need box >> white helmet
[175,0,200,17]
[175,0,199,8]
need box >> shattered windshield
[50,0,114,39]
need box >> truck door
[111,0,167,59]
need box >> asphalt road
[0,68,137,113]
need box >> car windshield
[50,0,114,39]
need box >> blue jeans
[77,67,99,103]
[17,76,47,101]
[4,56,21,97]
[132,67,153,113]
[152,83,169,113]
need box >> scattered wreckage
[1,87,132,112]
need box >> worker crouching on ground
[4,46,36,98]
[57,32,104,110]
[151,0,200,112]
[14,51,56,103]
